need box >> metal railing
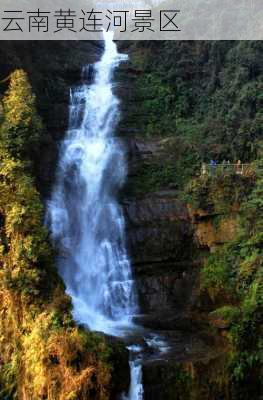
[200,163,254,177]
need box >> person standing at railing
[222,160,226,173]
[209,159,217,175]
[201,162,207,176]
[236,160,242,174]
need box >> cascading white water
[47,30,143,400]
[128,361,144,400]
[45,30,176,400]
[123,345,144,400]
[46,31,139,335]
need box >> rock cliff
[0,38,261,399]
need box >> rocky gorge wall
[120,136,237,399]
[1,40,258,334]
[114,52,237,324]
[114,41,262,399]
[0,39,261,399]
[1,39,228,329]
[123,138,197,321]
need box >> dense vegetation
[124,40,262,398]
[182,156,262,398]
[199,157,263,398]
[0,39,261,399]
[122,41,263,193]
[0,70,117,400]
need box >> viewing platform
[200,162,255,178]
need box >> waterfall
[123,345,144,400]
[128,361,144,400]
[46,31,138,335]
[47,30,143,400]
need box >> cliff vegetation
[0,70,121,400]
[121,40,263,398]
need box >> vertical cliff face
[122,141,197,322]
[0,38,261,399]
[114,47,199,327]
[115,39,262,317]
[115,40,262,399]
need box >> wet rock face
[124,194,193,265]
[104,336,130,398]
[121,138,198,320]
[115,59,201,322]
[136,270,197,316]
[123,194,197,316]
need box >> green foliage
[124,135,202,197]
[210,305,240,322]
[164,365,192,400]
[127,45,262,399]
[126,41,263,191]
[185,172,253,212]
[0,70,52,298]
[200,159,263,397]
[0,69,42,160]
[127,161,177,195]
[0,354,19,399]
[201,246,238,301]
[0,70,112,399]
[136,73,177,137]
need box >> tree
[0,69,42,160]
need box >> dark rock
[136,270,198,318]
[123,194,194,265]
[95,333,130,398]
[141,329,223,400]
